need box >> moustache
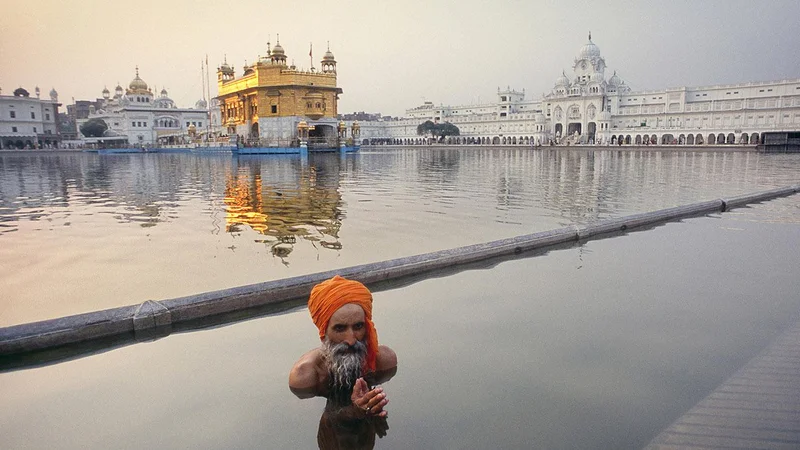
[330,340,367,356]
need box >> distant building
[357,34,800,146]
[339,111,382,122]
[75,68,211,146]
[0,86,61,149]
[217,40,358,148]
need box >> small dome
[323,49,335,61]
[102,86,110,94]
[13,87,30,97]
[115,84,123,92]
[555,71,570,87]
[49,88,58,100]
[129,68,148,91]
[590,72,604,83]
[195,99,208,109]
[608,71,621,86]
[160,88,168,96]
[271,42,285,55]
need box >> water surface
[1,148,798,326]
[1,193,799,449]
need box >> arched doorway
[750,133,759,144]
[250,122,259,140]
[308,124,336,148]
[687,134,695,145]
[696,134,704,145]
[635,135,642,145]
[661,134,674,144]
[587,122,596,142]
[716,133,725,144]
[726,133,735,144]
[554,123,563,138]
[708,134,716,145]
[568,123,582,136]
[741,133,749,144]
[492,136,500,144]
[625,135,632,144]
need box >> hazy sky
[3,0,799,117]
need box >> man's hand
[351,377,389,417]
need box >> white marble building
[355,34,800,146]
[77,68,213,146]
[0,86,61,149]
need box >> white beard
[321,338,367,393]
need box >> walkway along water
[0,185,798,370]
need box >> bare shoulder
[377,345,397,371]
[289,348,325,397]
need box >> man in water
[289,275,397,418]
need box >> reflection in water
[317,401,389,450]
[223,158,344,261]
[2,149,800,325]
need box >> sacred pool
[1,147,799,449]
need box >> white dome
[608,71,621,86]
[555,71,570,87]
[195,99,208,109]
[579,40,601,59]
[590,71,604,83]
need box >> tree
[416,120,436,137]
[437,122,460,140]
[80,118,108,138]
[416,121,460,142]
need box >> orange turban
[308,275,380,373]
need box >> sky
[2,0,800,117]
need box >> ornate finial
[327,41,330,51]
[135,65,139,77]
[224,54,228,64]
[589,31,592,41]
[277,33,280,44]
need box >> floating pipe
[1,185,798,358]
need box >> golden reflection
[223,166,343,259]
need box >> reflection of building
[357,33,800,147]
[216,39,345,148]
[0,86,61,149]
[75,68,211,145]
[223,163,343,259]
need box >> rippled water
[3,148,800,449]
[1,148,799,326]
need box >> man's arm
[289,349,323,398]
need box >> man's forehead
[330,303,365,321]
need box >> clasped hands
[351,377,389,417]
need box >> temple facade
[76,68,211,146]
[355,34,800,147]
[216,39,346,148]
[0,86,61,149]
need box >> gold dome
[128,67,148,92]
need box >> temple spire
[588,31,592,41]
